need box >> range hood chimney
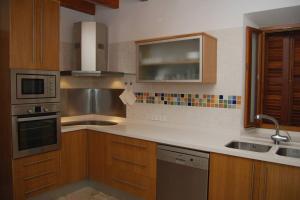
[61,22,124,77]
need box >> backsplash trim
[135,92,241,109]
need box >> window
[244,26,300,130]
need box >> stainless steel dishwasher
[157,144,209,200]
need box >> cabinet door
[40,0,59,70]
[209,153,255,200]
[10,0,36,68]
[88,131,106,183]
[259,162,300,200]
[60,130,87,185]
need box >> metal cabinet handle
[112,155,147,168]
[32,0,35,64]
[25,182,55,196]
[24,171,56,181]
[23,157,55,167]
[112,140,147,149]
[40,0,44,65]
[112,177,146,190]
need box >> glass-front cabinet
[136,33,217,83]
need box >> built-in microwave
[11,70,60,104]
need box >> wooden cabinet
[13,151,60,200]
[209,153,300,200]
[209,153,255,200]
[136,33,217,83]
[105,134,157,200]
[88,130,106,183]
[60,130,88,185]
[40,0,60,70]
[10,0,36,68]
[10,0,59,70]
[257,162,300,200]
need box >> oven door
[12,114,61,159]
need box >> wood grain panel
[41,0,60,70]
[61,0,96,15]
[88,131,106,183]
[10,0,36,68]
[290,30,300,126]
[105,134,157,200]
[60,130,88,185]
[13,151,60,200]
[209,153,255,200]
[259,162,300,200]
[0,0,13,198]
[202,34,217,83]
[88,0,119,8]
[263,32,289,124]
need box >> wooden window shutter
[290,31,300,126]
[262,32,290,125]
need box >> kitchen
[1,0,300,200]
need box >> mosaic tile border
[135,92,241,109]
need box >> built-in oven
[11,69,60,104]
[11,103,61,159]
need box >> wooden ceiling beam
[61,0,96,15]
[87,0,119,9]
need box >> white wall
[92,0,300,135]
[91,0,300,137]
[60,7,95,43]
[95,0,300,43]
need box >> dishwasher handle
[157,148,209,170]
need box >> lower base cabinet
[105,134,157,200]
[209,153,255,200]
[13,151,61,200]
[88,130,106,183]
[209,153,300,200]
[13,132,300,200]
[258,162,300,200]
[60,130,88,185]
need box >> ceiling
[245,5,300,28]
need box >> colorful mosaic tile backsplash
[135,92,242,109]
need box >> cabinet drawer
[110,156,152,178]
[106,134,156,177]
[13,151,60,200]
[24,172,58,198]
[14,151,60,179]
[108,168,156,200]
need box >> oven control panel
[11,103,60,116]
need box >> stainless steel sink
[276,147,300,159]
[62,120,118,126]
[226,141,272,153]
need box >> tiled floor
[56,187,118,200]
[30,181,141,200]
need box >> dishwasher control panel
[157,144,209,170]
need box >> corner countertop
[61,115,300,168]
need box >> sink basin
[62,120,118,126]
[226,141,272,153]
[276,147,300,159]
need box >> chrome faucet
[256,114,290,145]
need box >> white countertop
[61,115,300,168]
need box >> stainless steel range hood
[61,22,124,77]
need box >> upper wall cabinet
[136,33,217,83]
[10,0,59,71]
